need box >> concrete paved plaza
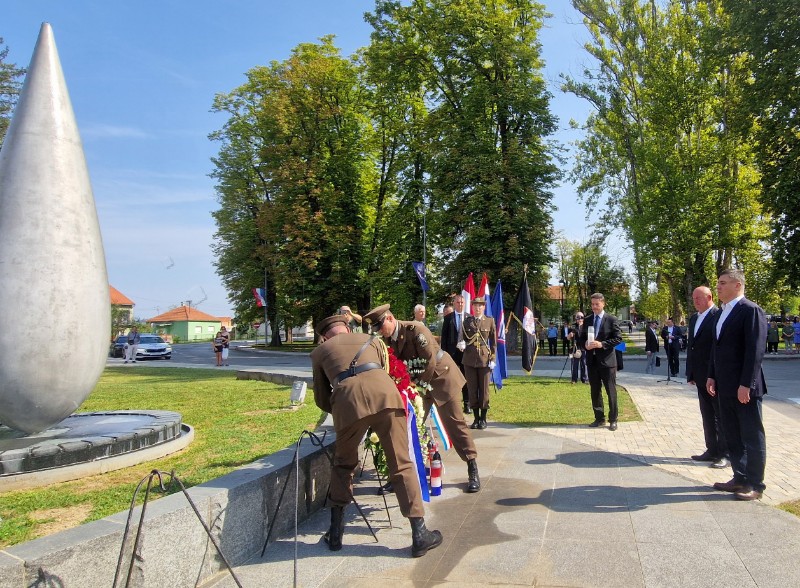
[207,368,800,588]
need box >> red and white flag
[462,272,476,315]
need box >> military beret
[315,314,349,336]
[472,296,486,305]
[363,304,391,332]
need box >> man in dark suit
[685,286,728,469]
[644,320,660,374]
[440,294,470,413]
[578,292,623,431]
[707,269,768,501]
[311,314,442,556]
[661,317,681,377]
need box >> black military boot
[467,458,481,493]
[410,517,443,557]
[478,408,488,429]
[470,409,480,429]
[324,506,345,551]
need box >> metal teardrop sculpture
[0,23,109,433]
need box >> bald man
[685,286,727,469]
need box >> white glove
[456,341,466,351]
[489,361,496,369]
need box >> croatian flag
[428,404,452,451]
[491,280,507,389]
[252,288,267,308]
[477,273,492,313]
[462,272,476,315]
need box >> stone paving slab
[536,370,800,505]
[205,420,800,588]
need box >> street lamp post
[558,279,565,321]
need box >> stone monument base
[0,410,192,491]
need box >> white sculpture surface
[0,23,109,433]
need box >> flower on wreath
[364,349,429,478]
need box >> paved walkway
[204,367,800,588]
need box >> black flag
[509,274,536,372]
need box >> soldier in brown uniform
[364,304,481,493]
[310,314,443,557]
[462,297,497,430]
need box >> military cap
[363,304,391,332]
[472,296,486,305]
[315,314,350,336]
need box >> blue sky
[5,0,604,319]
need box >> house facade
[146,304,229,342]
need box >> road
[158,337,799,413]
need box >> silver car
[135,335,172,360]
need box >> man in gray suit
[685,286,728,469]
[707,269,768,501]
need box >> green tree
[565,0,765,319]
[211,37,377,335]
[0,38,26,148]
[723,0,800,288]
[366,0,560,302]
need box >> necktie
[456,313,461,330]
[594,315,600,333]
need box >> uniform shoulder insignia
[406,323,416,332]
[416,332,428,347]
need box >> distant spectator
[794,317,800,354]
[766,321,780,355]
[414,304,426,323]
[782,320,794,353]
[125,326,140,364]
[220,326,231,365]
[338,305,363,333]
[645,320,660,374]
[561,322,571,355]
[213,331,225,366]
[547,322,558,356]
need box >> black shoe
[324,506,345,551]
[410,517,443,557]
[377,481,394,495]
[691,451,715,462]
[589,419,606,428]
[609,422,618,431]
[714,479,747,493]
[467,458,481,493]
[470,409,480,429]
[709,457,730,469]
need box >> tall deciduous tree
[366,0,560,303]
[723,0,800,288]
[565,0,765,319]
[0,39,26,149]
[211,37,376,336]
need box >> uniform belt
[332,362,382,387]
[436,348,445,361]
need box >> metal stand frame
[114,470,244,588]
[657,355,683,385]
[259,430,391,587]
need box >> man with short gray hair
[708,268,768,501]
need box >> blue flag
[490,280,507,388]
[411,261,430,292]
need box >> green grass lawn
[0,368,638,548]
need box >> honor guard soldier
[310,314,442,557]
[462,297,497,429]
[364,304,481,493]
